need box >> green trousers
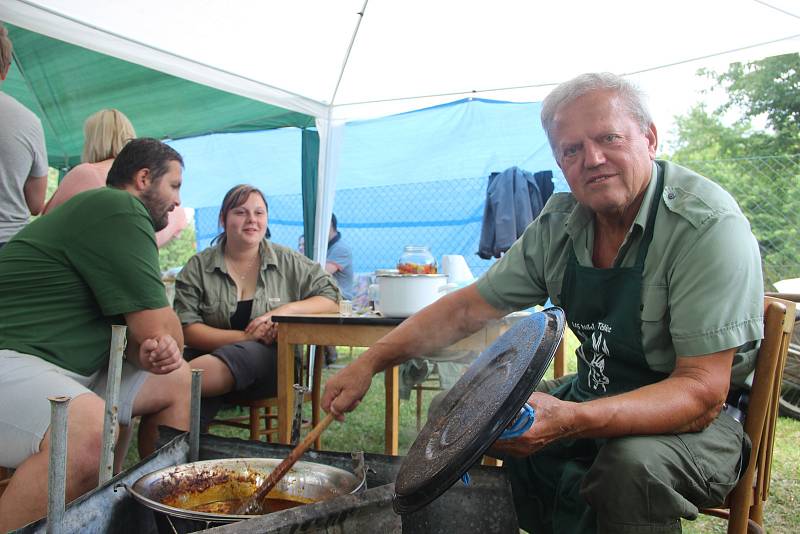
[503,377,748,534]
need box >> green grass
[125,334,800,532]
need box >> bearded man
[0,138,190,530]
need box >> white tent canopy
[2,0,799,261]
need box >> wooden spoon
[234,412,335,515]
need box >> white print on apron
[576,330,611,392]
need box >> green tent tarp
[4,24,315,171]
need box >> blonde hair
[81,109,137,163]
[0,23,12,76]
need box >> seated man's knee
[168,360,192,399]
[582,437,659,508]
[60,395,105,484]
[582,436,690,525]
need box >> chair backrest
[725,296,796,532]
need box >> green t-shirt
[476,160,764,386]
[0,187,169,375]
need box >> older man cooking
[322,72,763,533]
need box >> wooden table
[271,312,563,455]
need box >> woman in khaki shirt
[174,184,339,425]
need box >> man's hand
[490,392,580,457]
[138,335,183,374]
[321,359,375,421]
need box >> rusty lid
[393,307,565,514]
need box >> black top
[229,299,254,331]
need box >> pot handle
[351,451,368,493]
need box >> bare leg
[131,360,192,458]
[113,421,136,473]
[0,393,106,532]
[189,354,236,396]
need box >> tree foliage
[158,225,197,272]
[668,53,800,287]
[712,53,800,154]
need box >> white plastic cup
[339,299,353,316]
[441,255,474,284]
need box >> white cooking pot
[374,273,449,318]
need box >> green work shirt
[477,160,764,386]
[0,188,168,375]
[173,239,340,330]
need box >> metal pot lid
[393,307,565,514]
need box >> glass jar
[397,245,437,274]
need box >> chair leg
[248,405,260,441]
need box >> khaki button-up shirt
[477,160,763,386]
[174,239,340,330]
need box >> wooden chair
[209,344,325,448]
[766,292,800,420]
[700,296,796,534]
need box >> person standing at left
[0,23,48,248]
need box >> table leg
[385,366,399,455]
[277,324,294,444]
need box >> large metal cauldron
[128,457,365,533]
[13,431,518,533]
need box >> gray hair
[541,72,653,155]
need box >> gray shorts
[0,349,148,468]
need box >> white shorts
[0,349,148,468]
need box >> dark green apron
[559,169,668,402]
[508,169,669,534]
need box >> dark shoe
[325,346,338,366]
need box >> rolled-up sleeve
[667,212,764,357]
[295,256,340,302]
[173,255,206,325]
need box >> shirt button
[667,192,676,200]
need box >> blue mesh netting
[179,97,568,278]
[195,170,568,278]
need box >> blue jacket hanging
[478,167,553,259]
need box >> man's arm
[322,284,506,419]
[23,174,47,215]
[493,348,734,457]
[124,307,185,374]
[325,261,340,274]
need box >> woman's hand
[246,313,278,344]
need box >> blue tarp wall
[172,98,567,278]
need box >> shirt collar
[204,239,279,273]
